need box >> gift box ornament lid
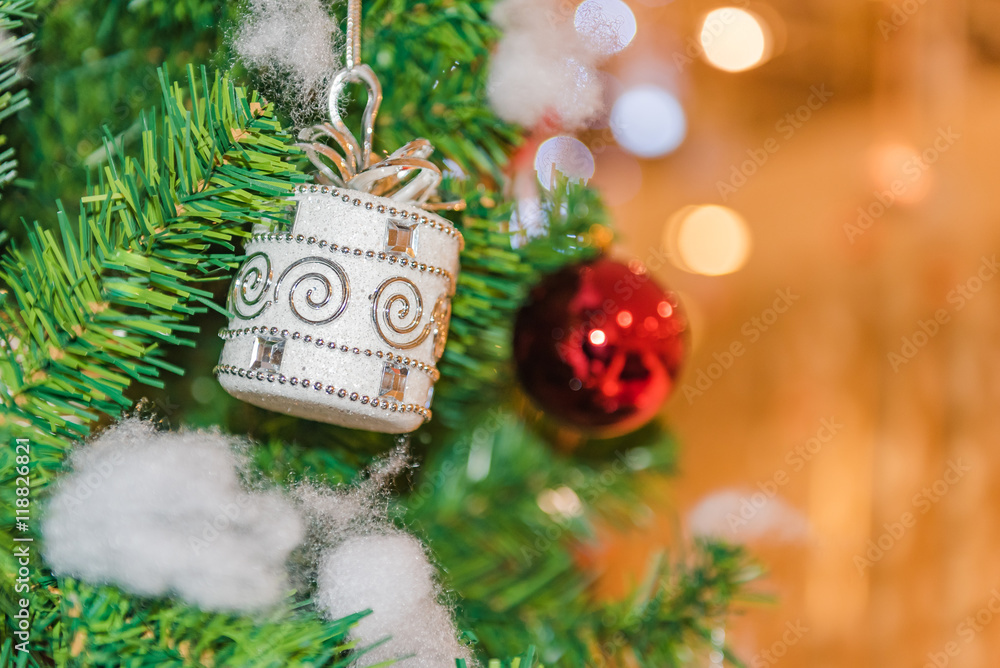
[215,19,464,434]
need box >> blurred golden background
[571,0,1000,665]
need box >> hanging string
[345,0,362,69]
[295,0,464,210]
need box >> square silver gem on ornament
[378,363,408,401]
[385,218,418,258]
[250,336,285,372]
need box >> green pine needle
[0,2,761,666]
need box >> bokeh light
[574,0,638,56]
[700,7,771,73]
[537,487,584,519]
[610,86,687,158]
[534,136,595,190]
[868,142,934,206]
[665,205,753,275]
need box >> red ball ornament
[513,258,687,436]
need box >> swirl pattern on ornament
[230,252,273,320]
[275,257,351,325]
[371,277,431,349]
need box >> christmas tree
[0,0,760,665]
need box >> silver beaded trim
[291,184,465,251]
[214,364,432,422]
[247,231,456,295]
[218,326,440,381]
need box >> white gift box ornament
[216,5,463,433]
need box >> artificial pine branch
[2,577,362,667]
[0,68,378,666]
[433,179,608,428]
[406,414,758,665]
[0,66,304,450]
[0,1,761,665]
[0,0,34,197]
[4,0,228,228]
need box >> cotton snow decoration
[232,0,342,123]
[316,533,473,667]
[41,419,304,612]
[296,446,474,667]
[688,489,809,542]
[41,421,472,665]
[488,0,605,130]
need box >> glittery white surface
[218,188,461,433]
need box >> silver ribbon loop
[328,65,381,172]
[296,64,463,210]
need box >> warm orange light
[665,204,753,276]
[617,311,634,327]
[700,8,771,73]
[589,329,607,345]
[868,142,933,206]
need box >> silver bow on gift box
[295,13,464,212]
[216,1,464,433]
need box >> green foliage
[0,1,761,666]
[361,0,518,184]
[0,67,370,666]
[593,542,766,668]
[0,0,34,200]
[432,179,607,429]
[0,66,304,449]
[2,0,231,227]
[405,414,758,666]
[1,576,361,667]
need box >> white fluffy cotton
[42,419,304,612]
[292,444,410,560]
[488,0,604,130]
[42,424,470,664]
[288,445,472,666]
[688,489,810,543]
[316,533,474,668]
[232,0,341,123]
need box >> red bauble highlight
[514,258,687,436]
